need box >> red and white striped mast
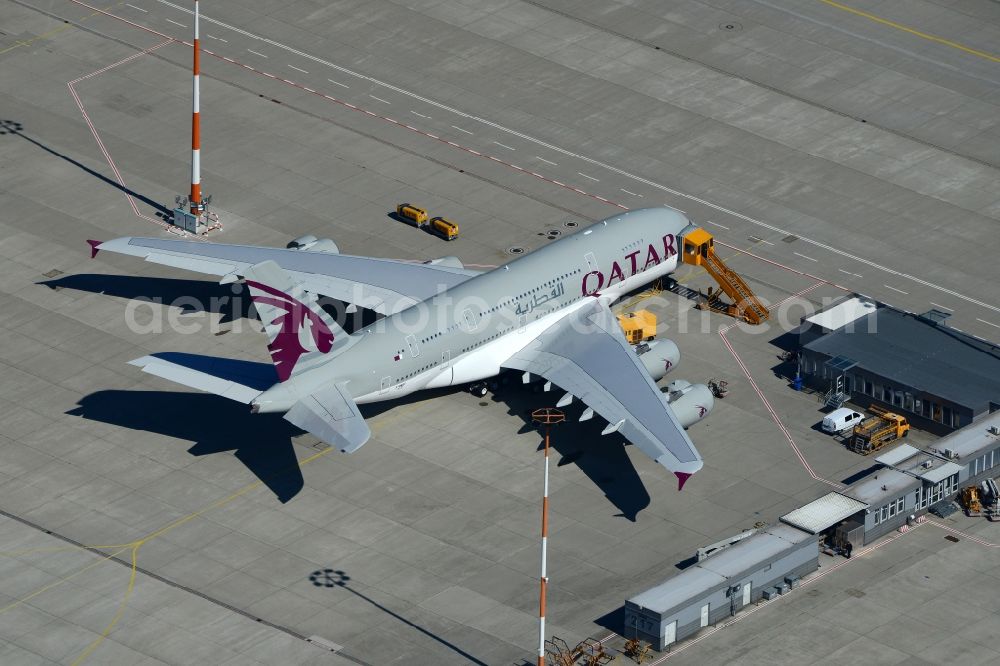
[189,0,204,218]
[531,408,564,666]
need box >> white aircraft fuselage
[252,208,693,412]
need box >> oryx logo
[696,405,707,418]
[246,280,334,381]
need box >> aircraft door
[584,251,598,272]
[380,376,391,394]
[440,350,453,384]
[405,334,419,358]
[463,308,478,332]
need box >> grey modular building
[623,525,817,650]
[625,411,1000,651]
[797,296,1000,431]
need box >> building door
[663,620,676,646]
[742,582,751,607]
[700,603,709,628]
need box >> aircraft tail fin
[242,260,347,382]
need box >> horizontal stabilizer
[129,353,276,403]
[284,383,371,454]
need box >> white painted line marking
[288,64,308,73]
[327,78,349,88]
[247,49,267,58]
[794,252,818,262]
[930,302,953,312]
[535,156,557,166]
[125,3,147,12]
[494,141,515,150]
[369,95,390,104]
[749,236,774,245]
[884,284,909,295]
[621,189,642,197]
[207,34,228,42]
[451,125,473,135]
[578,172,599,182]
[410,111,430,119]
[166,18,187,27]
[157,0,999,316]
[838,269,862,278]
[953,327,964,332]
[707,221,730,230]
[667,205,687,214]
[976,318,1000,329]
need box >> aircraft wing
[502,300,703,489]
[284,382,371,454]
[90,237,481,313]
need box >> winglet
[86,240,102,259]
[675,471,692,491]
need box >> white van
[822,408,865,433]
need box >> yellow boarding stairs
[681,228,770,325]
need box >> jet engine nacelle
[422,256,465,269]
[637,339,680,381]
[664,379,715,428]
[287,235,340,254]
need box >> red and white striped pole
[532,408,564,666]
[538,420,549,666]
[189,0,204,217]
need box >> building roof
[696,526,809,579]
[846,469,919,505]
[803,306,1000,412]
[874,444,921,467]
[628,568,726,614]
[927,411,1000,459]
[804,297,877,332]
[780,492,869,534]
[627,526,811,614]
[919,461,964,484]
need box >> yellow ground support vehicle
[849,405,910,455]
[616,310,657,344]
[396,203,428,226]
[429,216,459,241]
[960,486,983,516]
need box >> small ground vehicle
[616,310,656,344]
[849,406,909,455]
[822,408,865,433]
[429,216,459,241]
[397,203,428,226]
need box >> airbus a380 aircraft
[89,208,714,489]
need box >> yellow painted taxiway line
[818,0,1000,63]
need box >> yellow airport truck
[849,405,910,455]
[429,216,459,241]
[397,203,428,227]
